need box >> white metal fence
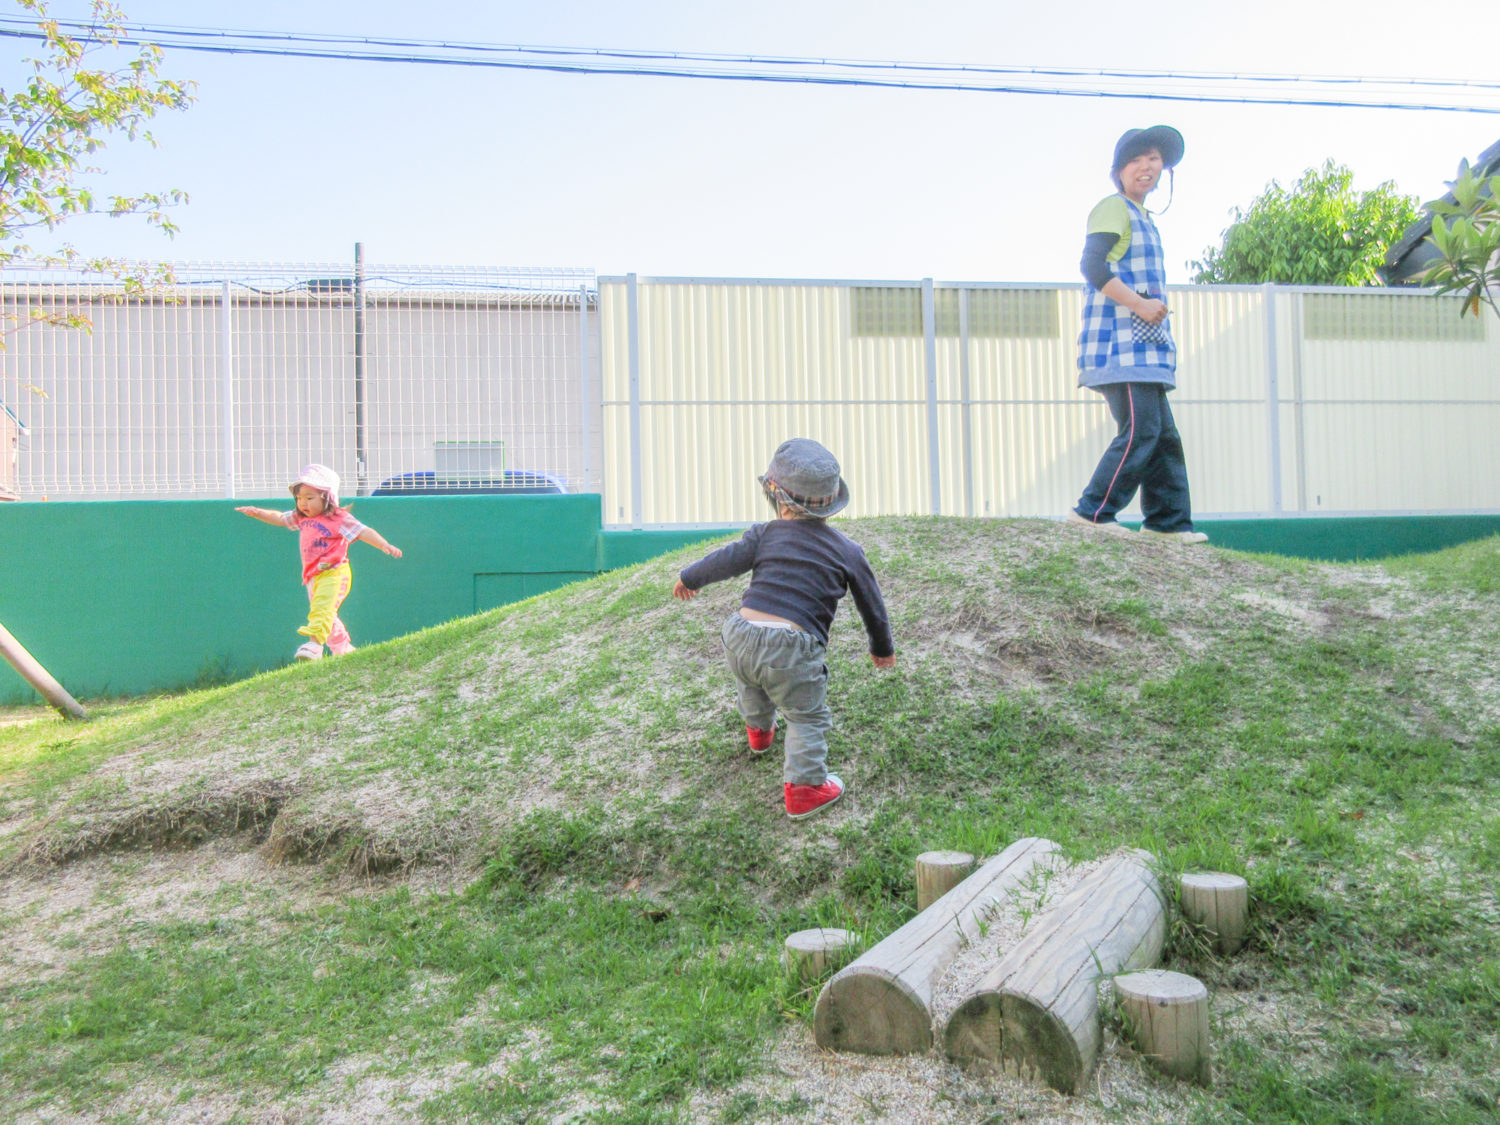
[3,263,1496,524]
[599,276,1497,527]
[0,257,600,499]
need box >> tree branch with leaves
[1420,159,1500,320]
[1,0,193,361]
[2,0,194,265]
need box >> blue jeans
[1075,382,1195,532]
[720,613,832,786]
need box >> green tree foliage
[1,0,193,345]
[1421,159,1500,320]
[1,0,193,266]
[1191,161,1420,286]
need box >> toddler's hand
[871,653,896,669]
[672,580,697,601]
[386,545,403,558]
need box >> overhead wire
[1,18,1497,114]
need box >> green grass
[1,517,1497,1123]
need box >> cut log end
[782,927,859,985]
[943,991,1086,1094]
[1179,872,1249,955]
[815,970,932,1055]
[1114,969,1211,1086]
[915,849,976,911]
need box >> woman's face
[1119,148,1164,202]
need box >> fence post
[578,283,593,492]
[1262,282,1284,514]
[627,273,644,529]
[220,280,235,499]
[353,242,368,497]
[959,287,974,518]
[922,278,941,515]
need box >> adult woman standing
[1069,125,1207,544]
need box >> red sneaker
[784,774,845,820]
[746,722,777,753]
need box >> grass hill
[0,518,1496,1125]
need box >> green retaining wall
[0,503,1495,705]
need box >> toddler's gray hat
[759,438,849,518]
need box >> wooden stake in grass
[942,849,1166,1094]
[915,849,975,911]
[782,928,859,985]
[1113,969,1212,1086]
[0,619,88,720]
[1178,872,1249,955]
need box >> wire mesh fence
[0,256,599,500]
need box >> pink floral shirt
[280,508,365,583]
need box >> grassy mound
[0,519,1496,1124]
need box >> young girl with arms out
[237,464,402,661]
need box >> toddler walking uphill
[673,439,896,820]
[237,464,403,661]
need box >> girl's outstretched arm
[356,526,402,558]
[236,506,286,526]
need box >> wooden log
[1113,970,1211,1086]
[941,849,1166,1095]
[915,850,976,911]
[814,836,1063,1055]
[782,928,859,985]
[1178,872,1249,955]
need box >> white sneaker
[294,641,324,661]
[1065,510,1133,535]
[1141,527,1210,545]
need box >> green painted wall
[0,504,1495,705]
[0,494,605,704]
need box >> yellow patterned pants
[299,562,353,650]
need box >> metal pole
[0,620,87,720]
[353,242,368,496]
[220,280,235,499]
[922,278,942,515]
[626,273,644,529]
[1262,282,1284,513]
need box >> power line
[2,19,1497,114]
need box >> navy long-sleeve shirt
[679,519,895,657]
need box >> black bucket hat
[1112,125,1185,173]
[758,438,850,518]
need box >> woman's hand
[1133,297,1168,324]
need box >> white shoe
[294,641,324,661]
[1141,527,1209,545]
[1065,510,1133,535]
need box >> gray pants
[720,612,832,786]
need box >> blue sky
[9,0,1498,281]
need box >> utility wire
[1,19,1497,114]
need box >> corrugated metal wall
[599,277,1496,527]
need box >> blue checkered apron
[1077,198,1176,381]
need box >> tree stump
[915,850,976,911]
[814,836,1063,1055]
[1178,872,1248,955]
[783,928,859,985]
[1113,970,1211,1086]
[942,849,1166,1094]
